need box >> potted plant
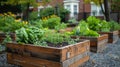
[86,16,119,43]
[7,27,90,67]
[68,21,108,53]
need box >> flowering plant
[0,12,28,33]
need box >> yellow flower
[4,13,7,16]
[15,19,21,22]
[22,21,28,24]
[7,12,12,15]
[25,21,28,24]
[0,14,3,16]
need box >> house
[36,0,104,20]
[63,0,104,20]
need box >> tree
[85,0,110,21]
[2,0,51,20]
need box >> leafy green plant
[16,26,78,47]
[109,21,120,31]
[42,15,61,29]
[39,7,54,18]
[86,16,101,31]
[68,18,77,23]
[39,7,70,22]
[29,11,39,20]
[16,26,44,44]
[29,19,43,28]
[72,21,100,37]
[86,16,111,32]
[1,34,12,45]
[55,23,67,31]
[100,20,110,32]
[41,31,78,46]
[0,14,27,33]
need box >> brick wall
[79,0,91,13]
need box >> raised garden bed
[99,30,119,43]
[7,40,90,67]
[71,34,108,53]
[0,33,16,43]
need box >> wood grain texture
[99,30,119,43]
[71,34,108,53]
[7,40,90,67]
[7,53,61,67]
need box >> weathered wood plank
[62,51,89,67]
[7,40,90,67]
[7,40,90,62]
[99,30,119,43]
[71,34,108,53]
[7,53,62,67]
[69,56,89,67]
[61,41,90,62]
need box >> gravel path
[81,39,120,67]
[0,39,120,67]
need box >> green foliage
[3,0,38,6]
[100,20,111,32]
[16,27,45,44]
[1,34,12,45]
[59,7,70,22]
[0,14,27,32]
[68,18,77,23]
[29,19,43,28]
[86,16,111,32]
[111,0,120,11]
[87,16,101,31]
[29,11,39,20]
[16,27,78,47]
[39,7,54,18]
[38,7,70,22]
[42,15,61,29]
[84,0,103,5]
[72,21,100,37]
[55,23,67,31]
[109,21,120,31]
[41,32,69,45]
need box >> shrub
[0,13,27,33]
[42,15,61,29]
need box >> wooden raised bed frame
[72,34,108,53]
[99,30,119,43]
[7,40,90,67]
[0,33,16,43]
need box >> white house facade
[63,0,80,18]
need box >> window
[74,5,77,15]
[92,10,97,16]
[66,5,71,11]
[91,4,104,16]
